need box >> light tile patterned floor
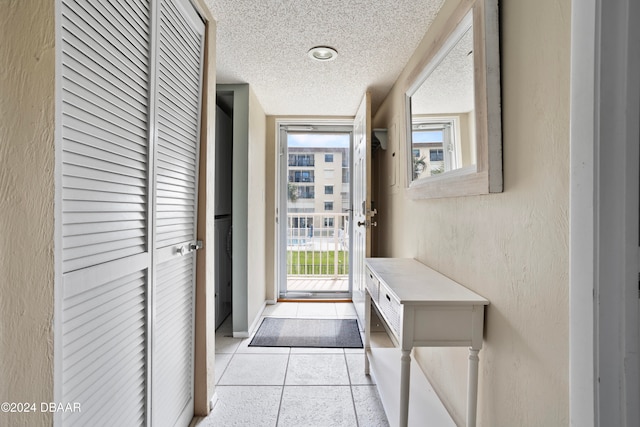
[193,302,392,427]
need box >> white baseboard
[232,301,269,338]
[248,300,268,334]
[232,331,249,338]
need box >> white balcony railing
[287,212,349,279]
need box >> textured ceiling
[206,0,446,116]
[411,26,474,115]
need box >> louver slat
[154,254,195,425]
[62,269,147,427]
[152,1,204,425]
[60,1,150,425]
[61,0,150,274]
[154,0,202,251]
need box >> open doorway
[277,123,353,299]
[214,92,234,329]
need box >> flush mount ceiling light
[307,46,338,62]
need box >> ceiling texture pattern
[206,0,446,116]
[412,27,474,115]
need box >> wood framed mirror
[405,0,502,199]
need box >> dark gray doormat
[249,317,363,348]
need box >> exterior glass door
[278,125,353,299]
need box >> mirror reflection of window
[407,11,475,184]
[403,0,503,198]
[411,121,456,179]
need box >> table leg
[364,291,371,375]
[400,349,411,427]
[467,348,480,427]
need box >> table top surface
[365,258,489,306]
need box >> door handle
[177,240,202,256]
[357,220,367,227]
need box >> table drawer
[378,288,401,337]
[365,267,380,301]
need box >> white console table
[364,258,489,427]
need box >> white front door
[352,93,372,324]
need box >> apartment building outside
[287,146,350,233]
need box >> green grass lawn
[287,250,349,275]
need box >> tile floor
[192,302,393,427]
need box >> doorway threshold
[278,298,353,303]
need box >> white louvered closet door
[151,1,205,426]
[59,0,152,426]
[58,0,204,426]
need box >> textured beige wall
[247,88,267,324]
[0,0,55,425]
[373,0,571,425]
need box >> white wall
[0,1,55,425]
[222,84,267,335]
[373,0,571,424]
[247,88,267,328]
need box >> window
[324,169,334,179]
[410,120,459,180]
[289,170,314,182]
[288,154,314,166]
[325,153,334,162]
[324,185,333,195]
[430,149,444,162]
[324,202,334,211]
[342,169,349,183]
[292,217,313,228]
[297,185,315,199]
[324,218,334,227]
[414,129,444,141]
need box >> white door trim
[570,0,640,425]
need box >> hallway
[194,303,392,426]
